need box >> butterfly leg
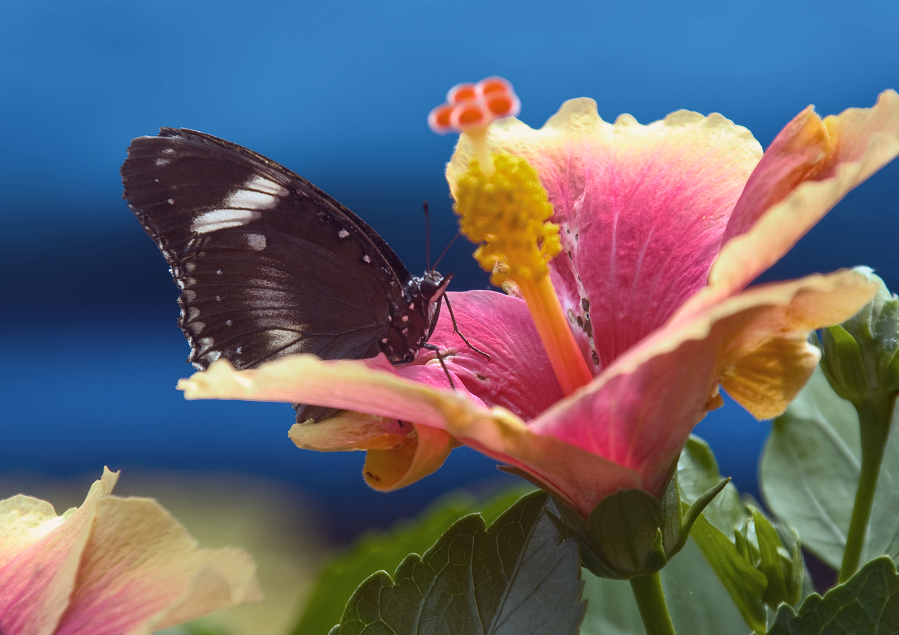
[442,294,491,360]
[421,343,458,390]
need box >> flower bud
[551,468,728,579]
[819,268,899,405]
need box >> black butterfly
[121,128,450,420]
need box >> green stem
[839,396,895,583]
[630,571,677,635]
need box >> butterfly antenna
[423,201,432,271]
[433,231,461,271]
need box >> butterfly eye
[419,278,440,298]
[417,271,451,302]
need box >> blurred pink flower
[179,90,899,517]
[0,468,262,635]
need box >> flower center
[451,150,593,396]
[454,154,559,285]
[429,77,595,396]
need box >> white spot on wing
[245,174,288,197]
[167,198,175,205]
[225,188,278,210]
[247,234,267,251]
[191,208,261,234]
[363,254,371,264]
[338,229,350,239]
[186,321,204,334]
[155,158,170,167]
[206,350,221,363]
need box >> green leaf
[768,556,899,634]
[580,536,749,635]
[751,506,792,606]
[678,437,748,535]
[690,513,769,633]
[291,486,533,635]
[331,491,585,635]
[678,436,803,632]
[759,368,899,569]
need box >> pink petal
[179,290,559,492]
[0,470,118,635]
[54,496,261,635]
[447,99,763,371]
[709,89,899,295]
[178,350,641,512]
[529,269,877,498]
[403,291,563,420]
[181,354,460,490]
[0,470,261,635]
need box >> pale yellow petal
[0,469,118,635]
[710,90,899,294]
[59,495,262,635]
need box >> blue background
[2,0,897,540]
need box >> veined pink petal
[174,90,896,519]
[406,291,563,419]
[528,269,877,499]
[182,291,558,490]
[181,353,462,490]
[177,271,874,515]
[708,89,899,296]
[179,355,642,514]
[447,99,763,372]
[177,271,875,517]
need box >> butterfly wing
[122,128,415,373]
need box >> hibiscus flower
[179,82,899,519]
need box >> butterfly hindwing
[121,128,415,372]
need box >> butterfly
[121,128,451,421]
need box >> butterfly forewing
[122,128,415,372]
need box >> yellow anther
[453,153,561,286]
[452,151,593,395]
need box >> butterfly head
[380,271,451,363]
